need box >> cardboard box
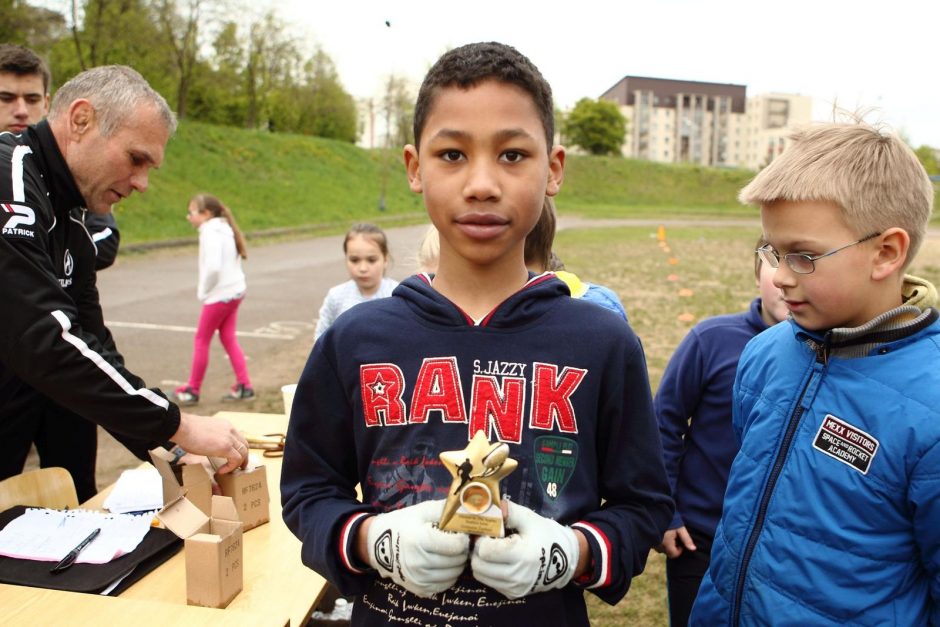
[149,447,213,516]
[157,494,244,608]
[215,463,270,531]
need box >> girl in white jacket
[174,194,253,404]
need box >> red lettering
[360,364,406,426]
[529,362,586,433]
[469,375,525,443]
[410,357,467,424]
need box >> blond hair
[416,225,440,273]
[739,121,934,266]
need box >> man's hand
[656,526,697,558]
[170,412,248,474]
[361,500,469,598]
[471,501,580,599]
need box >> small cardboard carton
[214,462,270,531]
[149,447,213,515]
[157,494,244,609]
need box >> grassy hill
[115,121,424,244]
[116,120,936,245]
[560,154,754,217]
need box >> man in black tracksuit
[0,65,248,489]
[1,203,140,501]
[0,45,139,500]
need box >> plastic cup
[281,383,297,417]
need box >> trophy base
[441,512,504,537]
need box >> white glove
[471,501,580,599]
[366,499,470,598]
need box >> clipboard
[0,505,181,595]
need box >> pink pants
[186,297,251,392]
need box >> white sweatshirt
[197,217,246,303]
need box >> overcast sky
[278,0,939,147]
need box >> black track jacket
[0,122,180,443]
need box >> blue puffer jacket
[691,307,940,626]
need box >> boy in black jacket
[281,42,673,626]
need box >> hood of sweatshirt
[392,272,572,329]
[903,273,938,310]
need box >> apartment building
[600,76,811,170]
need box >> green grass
[561,156,756,218]
[115,122,425,243]
[116,120,940,245]
[114,121,769,245]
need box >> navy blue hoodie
[281,273,673,626]
[655,298,769,537]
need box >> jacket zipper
[730,337,829,625]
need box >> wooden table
[80,411,328,626]
[0,582,279,626]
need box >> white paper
[0,508,152,564]
[102,467,163,514]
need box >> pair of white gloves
[365,499,581,599]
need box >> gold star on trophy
[439,430,517,537]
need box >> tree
[155,0,203,119]
[24,0,359,140]
[0,1,66,55]
[244,11,298,130]
[186,20,246,126]
[58,0,174,98]
[292,48,357,141]
[381,74,414,148]
[562,98,627,156]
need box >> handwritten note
[0,508,152,564]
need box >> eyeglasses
[756,232,881,275]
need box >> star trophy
[439,431,517,537]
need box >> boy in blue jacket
[281,42,673,626]
[691,121,939,626]
[655,237,787,626]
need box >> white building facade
[600,76,811,170]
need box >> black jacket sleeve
[0,148,180,444]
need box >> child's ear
[403,145,422,193]
[545,146,565,197]
[870,228,909,281]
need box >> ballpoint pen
[50,527,101,574]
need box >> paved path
[98,223,434,394]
